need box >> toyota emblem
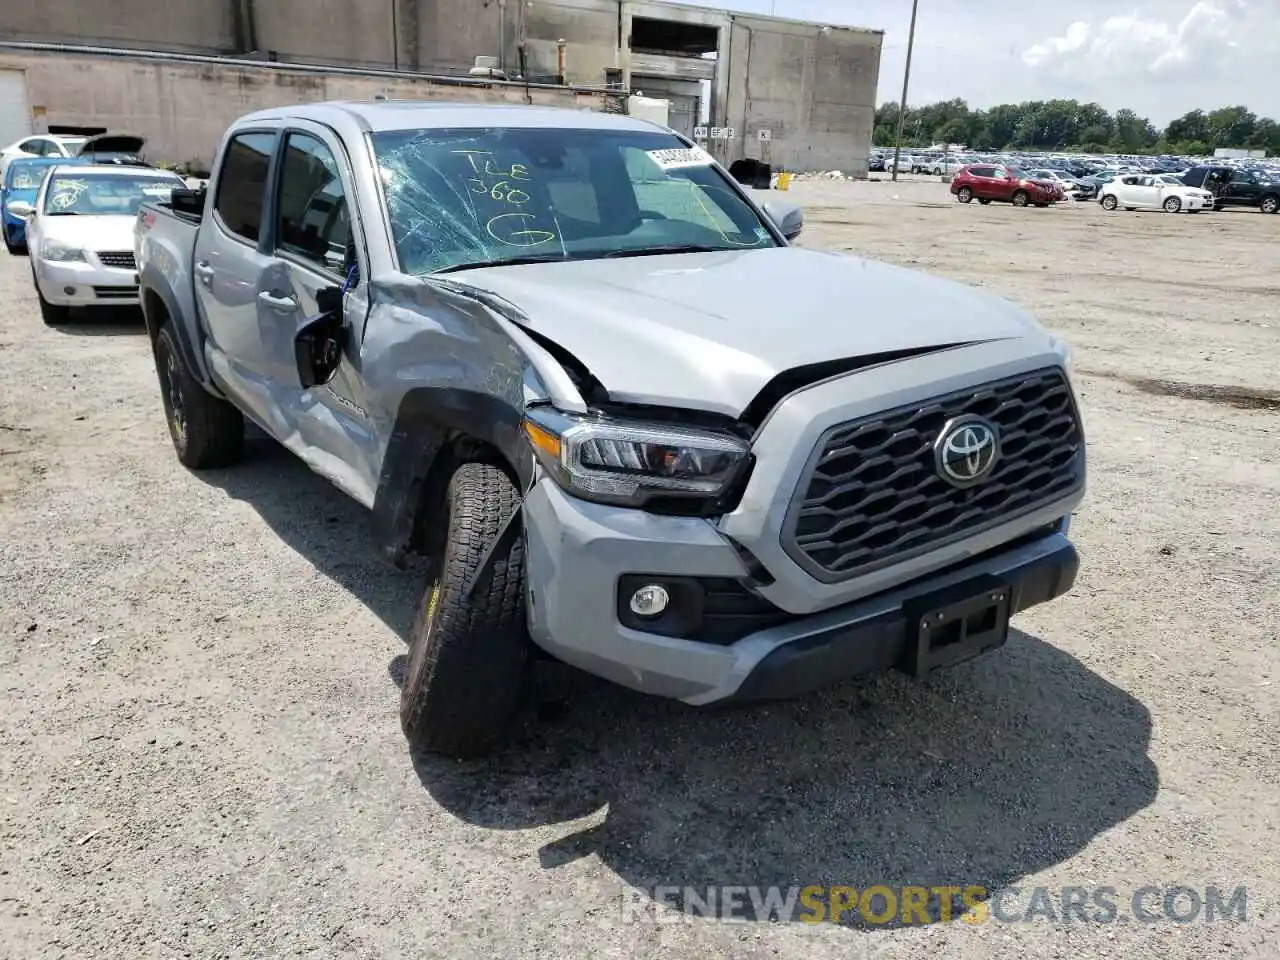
[934,416,1000,486]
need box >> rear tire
[400,461,528,759]
[1261,195,1279,214]
[1011,190,1029,207]
[1163,196,1182,213]
[32,267,70,326]
[1100,195,1118,211]
[956,186,973,203]
[154,324,244,469]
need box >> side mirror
[7,200,34,218]
[294,285,345,389]
[762,199,804,241]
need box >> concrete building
[1,0,882,173]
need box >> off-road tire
[1261,194,1280,214]
[154,324,244,469]
[400,461,528,759]
[1100,195,1118,211]
[1163,196,1182,213]
[956,186,973,203]
[32,267,69,325]
[1011,190,1029,207]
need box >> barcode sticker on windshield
[646,147,714,170]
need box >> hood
[78,134,146,157]
[444,247,1049,417]
[38,215,138,253]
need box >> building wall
[1,0,237,53]
[723,16,880,175]
[0,50,613,171]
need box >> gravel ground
[1,180,1277,959]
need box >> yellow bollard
[777,171,793,191]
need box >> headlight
[522,407,751,512]
[42,242,86,262]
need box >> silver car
[15,164,185,324]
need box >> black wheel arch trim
[370,386,534,568]
[137,264,223,397]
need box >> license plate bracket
[901,575,1011,677]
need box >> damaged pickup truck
[135,102,1086,758]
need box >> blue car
[2,156,90,254]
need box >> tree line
[874,99,1280,156]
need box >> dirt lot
[1,179,1277,959]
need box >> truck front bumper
[523,478,1078,706]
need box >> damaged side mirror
[294,284,345,389]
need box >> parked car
[135,102,1085,758]
[3,156,91,254]
[1098,174,1214,213]
[0,133,89,179]
[930,156,965,176]
[1025,169,1090,200]
[869,154,886,172]
[15,163,185,323]
[1181,165,1280,214]
[950,164,1060,206]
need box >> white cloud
[1022,1,1245,79]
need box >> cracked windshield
[373,127,779,274]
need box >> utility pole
[891,0,920,182]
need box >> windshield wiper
[433,254,572,274]
[598,244,731,259]
[46,211,79,216]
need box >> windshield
[42,174,180,216]
[372,127,780,274]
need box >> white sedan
[1098,175,1215,214]
[9,164,185,324]
[0,134,88,179]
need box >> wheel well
[141,287,168,347]
[410,433,518,557]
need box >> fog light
[64,286,76,296]
[629,584,670,618]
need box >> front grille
[92,285,139,299]
[784,367,1083,582]
[97,251,135,269]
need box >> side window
[970,166,993,178]
[276,132,350,274]
[18,138,45,155]
[213,131,276,244]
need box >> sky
[678,0,1279,126]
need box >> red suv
[950,164,1061,207]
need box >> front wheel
[1100,195,1118,210]
[1261,195,1280,214]
[1011,190,1029,207]
[32,267,69,325]
[1163,196,1182,213]
[400,461,528,759]
[154,325,244,469]
[956,186,973,203]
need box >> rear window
[214,131,277,243]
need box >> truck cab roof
[234,100,673,135]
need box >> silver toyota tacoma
[135,101,1085,758]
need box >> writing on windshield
[373,127,777,275]
[44,175,180,216]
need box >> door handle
[257,290,298,313]
[194,262,214,285]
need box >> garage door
[0,70,32,146]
